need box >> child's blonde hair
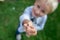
[47,0,58,12]
[35,0,58,12]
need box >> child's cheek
[39,12,45,16]
[34,6,38,11]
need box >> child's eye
[37,5,40,8]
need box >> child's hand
[26,26,37,36]
[23,20,33,31]
[23,21,33,27]
[23,20,37,37]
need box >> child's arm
[19,6,37,37]
[19,7,36,32]
[18,7,31,33]
[22,20,37,37]
[19,7,31,24]
[22,20,36,32]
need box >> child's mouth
[41,10,45,13]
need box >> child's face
[32,0,51,17]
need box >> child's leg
[16,24,22,40]
[16,30,21,40]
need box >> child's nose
[36,10,40,14]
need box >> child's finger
[26,28,37,36]
[24,23,27,27]
[24,26,31,33]
[26,30,31,36]
[28,21,33,26]
[26,26,31,31]
[23,24,28,32]
[30,26,34,29]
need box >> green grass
[0,0,60,40]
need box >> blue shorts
[16,23,21,35]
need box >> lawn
[0,0,60,40]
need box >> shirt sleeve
[18,7,31,32]
[19,7,31,24]
[34,15,47,31]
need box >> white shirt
[18,6,47,32]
